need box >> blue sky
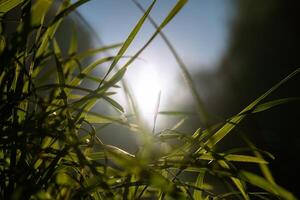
[78,0,234,69]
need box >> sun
[130,63,162,127]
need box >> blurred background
[56,0,299,196]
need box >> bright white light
[132,63,161,126]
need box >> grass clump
[0,0,299,199]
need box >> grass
[0,0,299,199]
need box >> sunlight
[132,63,162,127]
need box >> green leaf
[240,170,298,200]
[122,0,188,70]
[31,0,53,26]
[0,36,6,54]
[0,0,24,14]
[68,25,78,56]
[193,170,205,200]
[99,0,157,87]
[242,136,276,185]
[204,68,300,149]
[50,0,91,26]
[80,73,120,88]
[84,114,123,124]
[56,173,75,186]
[69,56,115,87]
[100,66,127,90]
[36,1,70,58]
[88,152,105,160]
[159,111,196,116]
[103,96,124,113]
[252,97,300,113]
[104,145,134,159]
[219,161,250,200]
[199,154,268,164]
[170,117,188,130]
[72,43,123,61]
[53,39,64,83]
[159,0,187,30]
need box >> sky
[77,0,235,128]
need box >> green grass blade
[242,135,276,185]
[71,43,123,61]
[193,170,205,200]
[160,0,187,28]
[171,117,188,131]
[36,1,70,58]
[0,0,24,13]
[99,0,157,88]
[252,97,300,113]
[122,0,188,70]
[219,161,250,200]
[240,170,298,200]
[205,68,300,149]
[100,66,127,90]
[68,25,78,56]
[68,56,116,88]
[159,111,196,116]
[103,96,124,113]
[152,90,161,133]
[199,154,268,164]
[50,0,91,26]
[53,39,64,84]
[0,36,5,54]
[31,0,53,26]
[84,113,124,125]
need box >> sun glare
[131,63,162,127]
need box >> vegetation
[0,0,299,199]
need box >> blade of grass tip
[53,39,64,85]
[50,0,91,26]
[252,97,300,114]
[71,43,123,61]
[132,0,209,126]
[219,161,250,200]
[240,170,298,200]
[204,68,300,150]
[102,96,124,113]
[241,135,276,185]
[68,25,78,56]
[152,90,161,133]
[122,0,188,70]
[199,154,268,164]
[171,117,188,131]
[97,0,157,89]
